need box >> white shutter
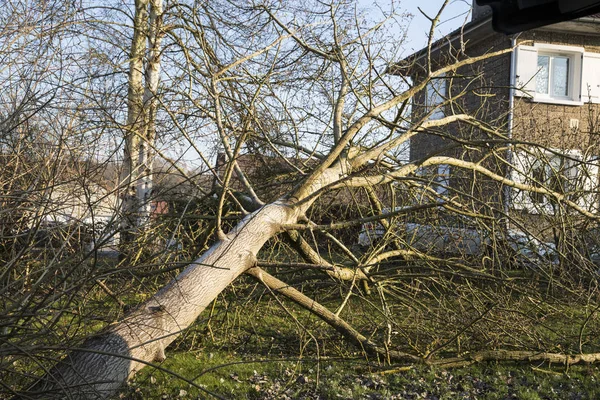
[581,157,599,212]
[581,52,600,103]
[511,151,534,210]
[515,45,538,98]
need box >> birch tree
[120,0,164,252]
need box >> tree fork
[246,266,418,363]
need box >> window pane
[537,56,549,95]
[552,56,569,97]
[426,78,445,120]
[426,79,445,105]
[435,164,450,195]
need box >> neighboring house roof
[388,16,496,77]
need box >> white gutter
[504,37,517,229]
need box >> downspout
[504,37,517,230]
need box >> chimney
[472,1,492,21]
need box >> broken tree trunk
[30,165,346,399]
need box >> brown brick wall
[410,29,600,158]
[409,32,512,161]
[409,27,600,217]
[519,30,600,52]
[409,31,512,210]
[511,32,600,152]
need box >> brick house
[395,2,600,235]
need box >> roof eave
[389,17,495,76]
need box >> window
[516,44,600,104]
[515,44,584,105]
[425,75,446,120]
[511,148,598,213]
[527,154,577,205]
[415,164,451,202]
[435,164,450,197]
[536,54,570,99]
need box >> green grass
[116,291,600,399]
[6,251,600,399]
[123,347,600,399]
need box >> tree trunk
[119,0,148,247]
[120,0,163,251]
[136,0,163,223]
[32,165,346,399]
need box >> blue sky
[402,0,473,51]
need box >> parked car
[358,209,558,265]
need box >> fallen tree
[6,1,600,398]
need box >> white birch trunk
[120,0,148,242]
[136,0,163,224]
[120,0,163,240]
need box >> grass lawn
[124,347,600,399]
[117,282,600,400]
[6,253,600,399]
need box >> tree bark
[32,164,347,398]
[120,0,163,250]
[426,350,600,368]
[136,0,163,222]
[119,0,148,245]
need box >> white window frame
[435,164,450,197]
[535,53,572,100]
[414,164,450,203]
[425,74,446,120]
[511,148,599,214]
[515,44,583,106]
